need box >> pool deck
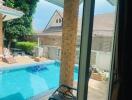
[0,55,48,68]
[36,79,108,100]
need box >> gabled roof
[45,0,83,7]
[44,10,63,32]
[56,10,63,18]
[0,0,24,21]
[44,26,62,33]
[39,10,115,37]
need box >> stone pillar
[0,14,3,55]
[60,0,79,87]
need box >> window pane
[87,0,117,100]
[59,18,61,23]
[56,19,58,23]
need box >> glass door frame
[77,0,95,100]
[77,0,118,100]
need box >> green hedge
[16,42,37,54]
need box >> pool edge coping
[0,60,56,71]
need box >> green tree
[3,0,39,49]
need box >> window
[56,19,58,23]
[59,18,61,23]
[77,0,118,100]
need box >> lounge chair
[2,56,16,64]
[48,84,77,100]
[2,48,16,64]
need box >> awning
[0,5,24,21]
[45,0,83,7]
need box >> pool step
[28,89,55,100]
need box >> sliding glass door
[77,0,118,100]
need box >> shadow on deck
[29,79,108,100]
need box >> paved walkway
[0,55,48,68]
[88,79,108,100]
[40,79,109,100]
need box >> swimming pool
[0,60,78,100]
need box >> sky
[32,0,116,32]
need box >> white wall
[42,45,61,60]
[42,45,112,71]
[43,46,49,57]
[95,51,112,71]
[48,47,60,59]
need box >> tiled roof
[39,12,115,37]
[44,26,62,33]
[93,13,115,31]
[37,32,62,36]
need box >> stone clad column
[60,0,79,87]
[0,14,3,55]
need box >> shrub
[16,42,37,55]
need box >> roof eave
[0,9,24,17]
[45,0,83,7]
[0,6,24,21]
[107,0,117,6]
[46,0,63,7]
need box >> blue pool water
[0,61,78,100]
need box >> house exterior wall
[75,49,111,71]
[90,51,96,65]
[92,36,112,52]
[40,45,60,59]
[39,35,62,46]
[47,46,60,60]
[38,35,113,52]
[37,34,113,71]
[95,51,112,71]
[36,12,114,71]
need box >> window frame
[77,0,95,100]
[56,19,58,23]
[59,18,61,23]
[77,0,118,100]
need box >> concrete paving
[39,79,109,100]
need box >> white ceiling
[45,0,116,7]
[107,0,117,5]
[45,0,83,7]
